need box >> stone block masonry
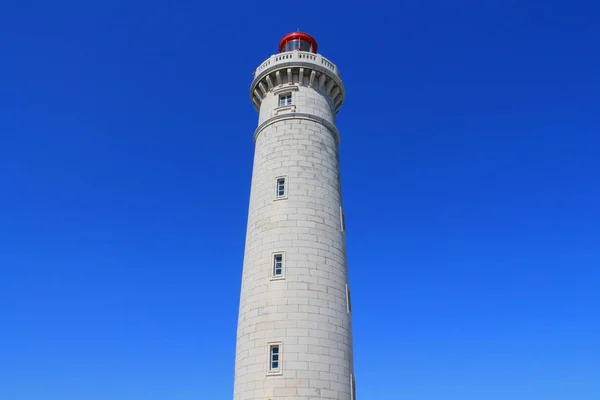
[234,43,354,400]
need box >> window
[269,344,281,373]
[279,93,292,106]
[283,39,313,52]
[351,374,356,400]
[276,177,286,198]
[273,253,284,278]
[340,206,346,233]
[346,284,352,314]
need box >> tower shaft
[234,35,354,400]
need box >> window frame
[271,252,285,280]
[278,92,293,107]
[272,86,298,115]
[346,283,352,315]
[267,342,283,375]
[274,176,288,200]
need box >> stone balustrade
[255,51,339,76]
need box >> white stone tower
[234,32,355,400]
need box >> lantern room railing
[255,51,338,76]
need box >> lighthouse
[234,32,355,400]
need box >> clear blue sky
[1,1,599,399]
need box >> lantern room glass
[282,39,313,52]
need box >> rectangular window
[340,206,346,233]
[273,253,284,278]
[276,177,286,198]
[269,344,280,372]
[346,284,352,314]
[279,93,292,106]
[351,373,356,400]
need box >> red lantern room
[278,32,318,53]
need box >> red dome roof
[278,32,318,53]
